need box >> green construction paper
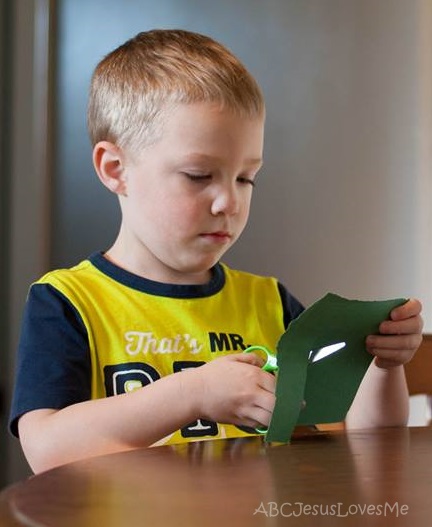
[265,293,406,443]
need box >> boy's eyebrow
[180,153,263,169]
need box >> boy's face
[109,102,264,284]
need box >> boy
[10,29,423,474]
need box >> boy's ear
[93,141,127,196]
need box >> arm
[346,298,423,429]
[18,353,275,474]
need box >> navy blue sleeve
[277,282,304,329]
[9,283,91,437]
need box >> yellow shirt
[32,254,289,445]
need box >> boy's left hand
[366,299,423,369]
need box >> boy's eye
[183,173,212,182]
[182,172,256,187]
[237,176,256,187]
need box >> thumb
[231,351,266,369]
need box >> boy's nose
[211,185,240,216]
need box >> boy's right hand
[188,353,276,430]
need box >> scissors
[243,345,279,373]
[244,342,345,371]
[243,342,346,433]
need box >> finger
[374,357,404,369]
[366,334,422,352]
[239,414,271,430]
[255,389,276,411]
[231,352,266,369]
[257,370,277,393]
[232,355,276,394]
[366,332,421,366]
[366,335,421,356]
[379,315,424,335]
[234,393,275,429]
[390,298,423,321]
[250,403,274,428]
[371,350,414,366]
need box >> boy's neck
[103,248,213,286]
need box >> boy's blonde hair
[87,29,265,152]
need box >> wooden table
[1,426,431,526]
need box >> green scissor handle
[243,345,278,373]
[243,345,278,434]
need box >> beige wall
[227,0,432,328]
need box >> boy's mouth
[200,231,232,243]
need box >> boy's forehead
[126,102,265,162]
[169,106,264,154]
[161,102,265,135]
